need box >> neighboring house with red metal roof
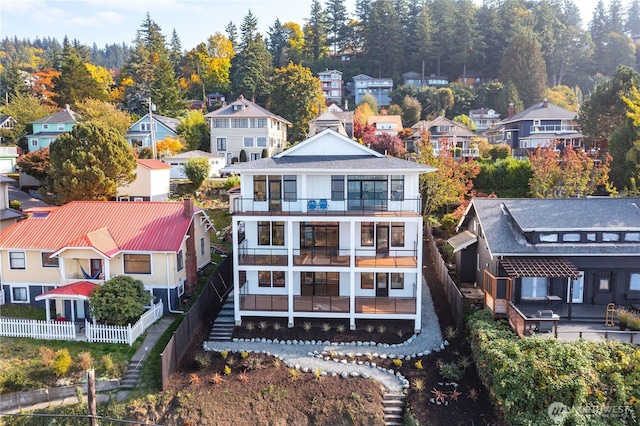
[0,199,214,318]
[116,159,171,201]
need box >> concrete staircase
[382,392,405,426]
[208,294,235,342]
[120,363,143,389]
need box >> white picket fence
[85,301,164,346]
[0,317,76,340]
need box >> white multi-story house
[205,96,291,165]
[222,129,435,332]
[469,108,501,134]
[353,74,393,107]
[318,69,343,105]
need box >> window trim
[629,273,640,292]
[177,250,184,272]
[10,286,29,303]
[123,253,152,274]
[41,252,59,267]
[521,276,548,299]
[9,251,26,270]
[200,237,205,256]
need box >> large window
[253,175,266,201]
[331,175,345,201]
[258,221,285,246]
[521,277,548,299]
[347,175,388,211]
[216,137,227,151]
[232,118,249,128]
[630,273,640,291]
[391,175,404,201]
[243,137,253,147]
[283,175,297,201]
[9,252,25,269]
[391,273,404,289]
[301,272,339,296]
[361,223,374,246]
[259,271,285,287]
[41,252,59,267]
[361,272,374,289]
[391,223,405,247]
[124,254,151,274]
[212,118,229,128]
[252,118,267,128]
[301,223,339,251]
[257,137,267,147]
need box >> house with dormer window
[126,113,180,149]
[411,116,478,158]
[449,198,640,321]
[219,129,435,332]
[0,199,213,317]
[205,95,290,165]
[26,105,79,152]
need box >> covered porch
[35,281,97,322]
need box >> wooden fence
[0,317,76,340]
[425,225,464,330]
[160,256,233,391]
[85,301,163,345]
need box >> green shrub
[100,354,115,375]
[9,199,21,210]
[52,349,72,377]
[467,309,640,424]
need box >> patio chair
[535,310,558,333]
[307,199,317,212]
[318,198,328,212]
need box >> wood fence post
[87,369,96,426]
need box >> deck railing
[231,197,422,215]
[0,317,76,340]
[507,302,558,338]
[85,301,163,345]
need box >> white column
[287,218,295,328]
[415,219,423,333]
[45,300,51,322]
[349,218,356,330]
[233,218,241,326]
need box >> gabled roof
[129,113,179,133]
[137,159,171,170]
[59,227,120,258]
[33,107,79,124]
[367,115,403,129]
[0,200,205,253]
[35,281,97,301]
[221,129,435,174]
[500,101,577,125]
[318,69,342,75]
[460,198,640,257]
[0,115,16,127]
[412,116,475,137]
[204,96,291,124]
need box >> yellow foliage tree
[155,137,184,157]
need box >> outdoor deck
[239,295,416,315]
[239,252,418,268]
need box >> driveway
[8,185,49,210]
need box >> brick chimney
[543,98,548,108]
[184,198,194,218]
[183,198,198,295]
[508,103,515,119]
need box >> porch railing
[0,317,76,340]
[85,301,163,346]
[239,294,288,311]
[555,329,639,344]
[237,294,416,315]
[355,296,416,314]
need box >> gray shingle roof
[467,198,640,256]
[500,102,577,125]
[204,97,291,124]
[33,108,78,124]
[221,155,434,173]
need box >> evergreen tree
[52,47,106,108]
[225,21,238,51]
[325,0,349,54]
[231,35,273,102]
[406,1,433,74]
[49,121,137,203]
[499,30,547,108]
[305,0,328,61]
[625,0,640,37]
[0,61,29,102]
[267,19,289,68]
[364,0,403,80]
[450,0,482,82]
[240,10,259,49]
[608,0,625,35]
[169,29,183,76]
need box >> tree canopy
[89,275,153,326]
[49,121,137,203]
[183,156,210,188]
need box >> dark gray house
[449,198,640,319]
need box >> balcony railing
[529,124,577,133]
[61,272,105,286]
[231,197,422,216]
[237,246,417,268]
[238,294,416,315]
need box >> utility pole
[87,369,96,426]
[149,97,157,160]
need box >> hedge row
[467,310,640,425]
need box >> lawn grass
[0,336,141,392]
[0,304,47,320]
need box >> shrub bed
[467,310,640,425]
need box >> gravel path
[204,276,443,392]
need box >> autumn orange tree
[30,69,60,106]
[417,131,480,217]
[528,144,613,198]
[155,137,184,156]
